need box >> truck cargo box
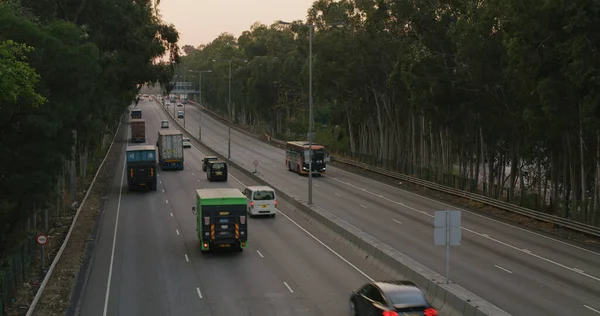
[131,119,146,143]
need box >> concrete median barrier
[157,97,510,316]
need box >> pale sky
[157,0,316,48]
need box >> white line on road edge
[256,250,264,258]
[176,229,180,235]
[228,174,374,282]
[185,254,189,262]
[283,282,294,293]
[494,265,512,274]
[585,305,600,314]
[196,287,203,299]
[334,193,340,197]
[26,120,123,316]
[102,132,130,316]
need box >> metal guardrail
[332,156,600,238]
[183,99,600,238]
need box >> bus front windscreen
[303,149,326,164]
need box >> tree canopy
[0,0,179,248]
[177,0,600,225]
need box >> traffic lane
[161,156,328,316]
[79,123,128,316]
[326,167,600,276]
[191,103,600,288]
[104,103,208,315]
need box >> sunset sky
[157,0,316,48]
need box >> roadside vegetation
[0,0,179,313]
[177,0,600,226]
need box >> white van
[243,186,277,217]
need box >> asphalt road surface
[78,98,399,316]
[163,100,600,316]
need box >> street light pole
[228,60,232,159]
[278,20,315,205]
[189,69,212,141]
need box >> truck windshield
[127,150,155,162]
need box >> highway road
[164,100,600,316]
[78,98,397,316]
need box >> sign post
[253,160,259,174]
[36,234,48,275]
[434,210,461,284]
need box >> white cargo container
[157,129,184,170]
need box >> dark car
[350,281,437,316]
[202,156,218,171]
[206,160,227,182]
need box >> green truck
[191,188,248,253]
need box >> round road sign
[36,234,48,246]
[253,160,259,166]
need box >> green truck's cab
[191,189,248,253]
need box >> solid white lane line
[522,249,531,253]
[585,305,600,314]
[494,265,512,274]
[170,213,174,217]
[102,156,127,316]
[574,268,584,273]
[392,219,402,225]
[283,282,294,293]
[196,287,203,299]
[360,205,367,208]
[176,229,180,235]
[185,254,189,262]
[228,174,374,282]
[256,250,264,258]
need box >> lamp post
[189,69,212,141]
[278,20,345,205]
[212,58,248,159]
[278,20,315,205]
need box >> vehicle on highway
[202,156,218,171]
[206,160,228,182]
[126,145,157,191]
[177,102,183,107]
[243,186,277,218]
[350,281,437,316]
[130,109,142,119]
[177,110,184,118]
[130,119,146,143]
[160,120,169,128]
[156,129,184,170]
[285,141,327,175]
[191,188,248,253]
[182,137,191,148]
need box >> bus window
[304,150,311,162]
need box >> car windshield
[387,289,428,306]
[253,190,274,200]
[183,138,190,142]
[211,163,225,170]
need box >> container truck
[191,188,248,253]
[156,129,184,170]
[131,109,142,119]
[130,119,146,143]
[126,145,157,191]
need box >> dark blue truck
[126,145,158,191]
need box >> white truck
[156,129,184,170]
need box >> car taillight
[240,216,246,224]
[274,200,278,206]
[250,201,254,208]
[424,308,438,316]
[382,311,398,316]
